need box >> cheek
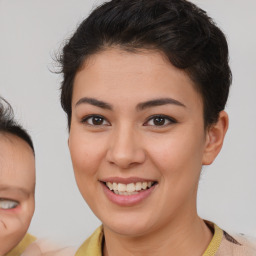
[68,132,106,201]
[1,199,35,229]
[69,134,104,176]
[147,129,205,179]
[0,214,29,245]
[146,136,205,213]
[22,199,35,226]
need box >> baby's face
[0,133,35,256]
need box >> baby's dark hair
[59,0,232,128]
[0,97,34,153]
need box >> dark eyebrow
[75,97,113,110]
[136,98,186,111]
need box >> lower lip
[101,182,157,206]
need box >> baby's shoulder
[5,233,36,256]
[22,239,76,256]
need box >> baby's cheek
[0,218,7,233]
[0,214,27,236]
[21,202,35,225]
[0,215,27,255]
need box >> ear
[202,111,229,165]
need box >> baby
[0,98,75,256]
[0,97,35,256]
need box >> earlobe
[202,111,229,165]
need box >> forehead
[77,48,190,88]
[0,133,35,191]
[73,48,202,109]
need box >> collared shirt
[75,223,256,256]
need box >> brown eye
[144,115,176,127]
[82,115,110,126]
[153,117,165,126]
[92,116,104,125]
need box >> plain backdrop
[0,0,255,247]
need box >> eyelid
[143,114,177,126]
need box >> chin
[102,213,156,238]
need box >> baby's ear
[202,111,229,165]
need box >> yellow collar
[203,223,223,256]
[75,226,103,256]
[75,223,223,256]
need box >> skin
[0,133,35,256]
[21,240,76,256]
[69,48,228,256]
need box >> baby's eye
[144,115,176,127]
[82,115,110,126]
[0,199,19,209]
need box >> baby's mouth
[103,181,157,195]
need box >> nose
[106,125,146,169]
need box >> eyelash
[81,114,176,127]
[144,115,177,127]
[0,199,19,210]
[81,115,110,126]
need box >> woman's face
[69,48,217,237]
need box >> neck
[103,214,212,256]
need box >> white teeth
[117,183,126,192]
[106,182,113,190]
[105,181,155,194]
[113,182,118,190]
[135,182,142,191]
[142,182,147,190]
[127,183,135,192]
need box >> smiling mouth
[103,181,157,196]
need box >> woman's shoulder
[216,228,256,256]
[203,221,256,256]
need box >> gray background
[0,0,255,247]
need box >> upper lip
[100,177,157,184]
